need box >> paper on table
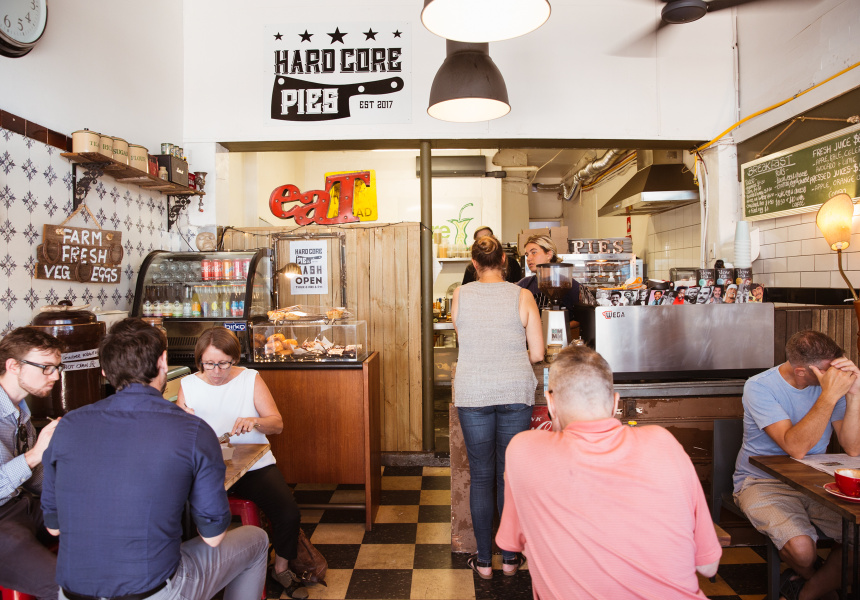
[793,453,860,476]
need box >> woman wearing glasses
[176,327,308,599]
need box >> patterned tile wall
[0,128,199,333]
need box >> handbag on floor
[289,529,328,587]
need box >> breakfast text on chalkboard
[742,123,860,221]
[35,225,124,284]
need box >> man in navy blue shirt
[42,319,268,600]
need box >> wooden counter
[257,352,381,530]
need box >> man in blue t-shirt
[41,319,269,600]
[733,330,860,600]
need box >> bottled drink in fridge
[191,288,202,317]
[183,286,193,317]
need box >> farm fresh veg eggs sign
[35,225,123,284]
[267,22,411,123]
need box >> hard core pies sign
[268,22,410,123]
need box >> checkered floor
[258,466,777,600]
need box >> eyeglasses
[15,416,29,456]
[201,361,233,371]
[18,359,64,375]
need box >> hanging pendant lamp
[421,0,551,43]
[427,41,510,122]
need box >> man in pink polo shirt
[496,345,721,599]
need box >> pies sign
[35,225,124,284]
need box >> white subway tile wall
[645,204,702,280]
[754,211,860,290]
[647,205,857,290]
[0,128,198,332]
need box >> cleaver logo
[601,310,626,320]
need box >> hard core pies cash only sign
[268,22,410,123]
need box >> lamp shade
[421,0,551,43]
[816,193,855,251]
[428,41,510,122]
[277,262,303,279]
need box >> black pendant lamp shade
[421,0,551,43]
[427,41,510,122]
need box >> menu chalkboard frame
[741,122,860,222]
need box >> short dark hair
[99,318,166,390]
[785,330,843,368]
[194,327,241,370]
[0,328,64,376]
[471,235,504,272]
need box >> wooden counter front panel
[260,366,366,484]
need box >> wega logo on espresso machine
[268,22,410,123]
[601,310,627,320]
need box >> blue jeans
[458,403,533,563]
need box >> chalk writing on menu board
[742,123,860,221]
[35,225,124,284]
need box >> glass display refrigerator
[131,249,273,363]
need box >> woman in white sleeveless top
[177,328,308,599]
[451,235,544,579]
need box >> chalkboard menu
[742,123,860,221]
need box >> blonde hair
[524,234,561,263]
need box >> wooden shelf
[61,152,204,197]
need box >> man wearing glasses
[0,327,65,600]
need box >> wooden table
[224,443,270,490]
[750,455,860,599]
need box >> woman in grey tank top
[451,235,544,579]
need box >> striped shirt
[0,385,39,506]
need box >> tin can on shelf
[201,259,212,281]
[212,259,223,280]
[242,259,251,279]
[161,143,172,155]
[222,259,233,280]
[233,258,244,280]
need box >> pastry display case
[252,320,368,363]
[131,249,273,363]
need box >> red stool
[228,496,261,528]
[228,496,265,599]
[0,587,37,600]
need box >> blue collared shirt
[42,383,231,598]
[0,386,38,505]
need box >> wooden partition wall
[222,223,423,452]
[774,305,859,365]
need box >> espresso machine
[537,263,574,359]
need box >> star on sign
[274,32,283,40]
[327,27,347,44]
[393,30,402,38]
[299,30,313,42]
[363,28,377,40]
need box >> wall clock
[0,0,48,58]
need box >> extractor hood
[598,150,699,217]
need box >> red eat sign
[269,171,371,225]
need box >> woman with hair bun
[451,235,544,579]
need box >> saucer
[823,482,860,503]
